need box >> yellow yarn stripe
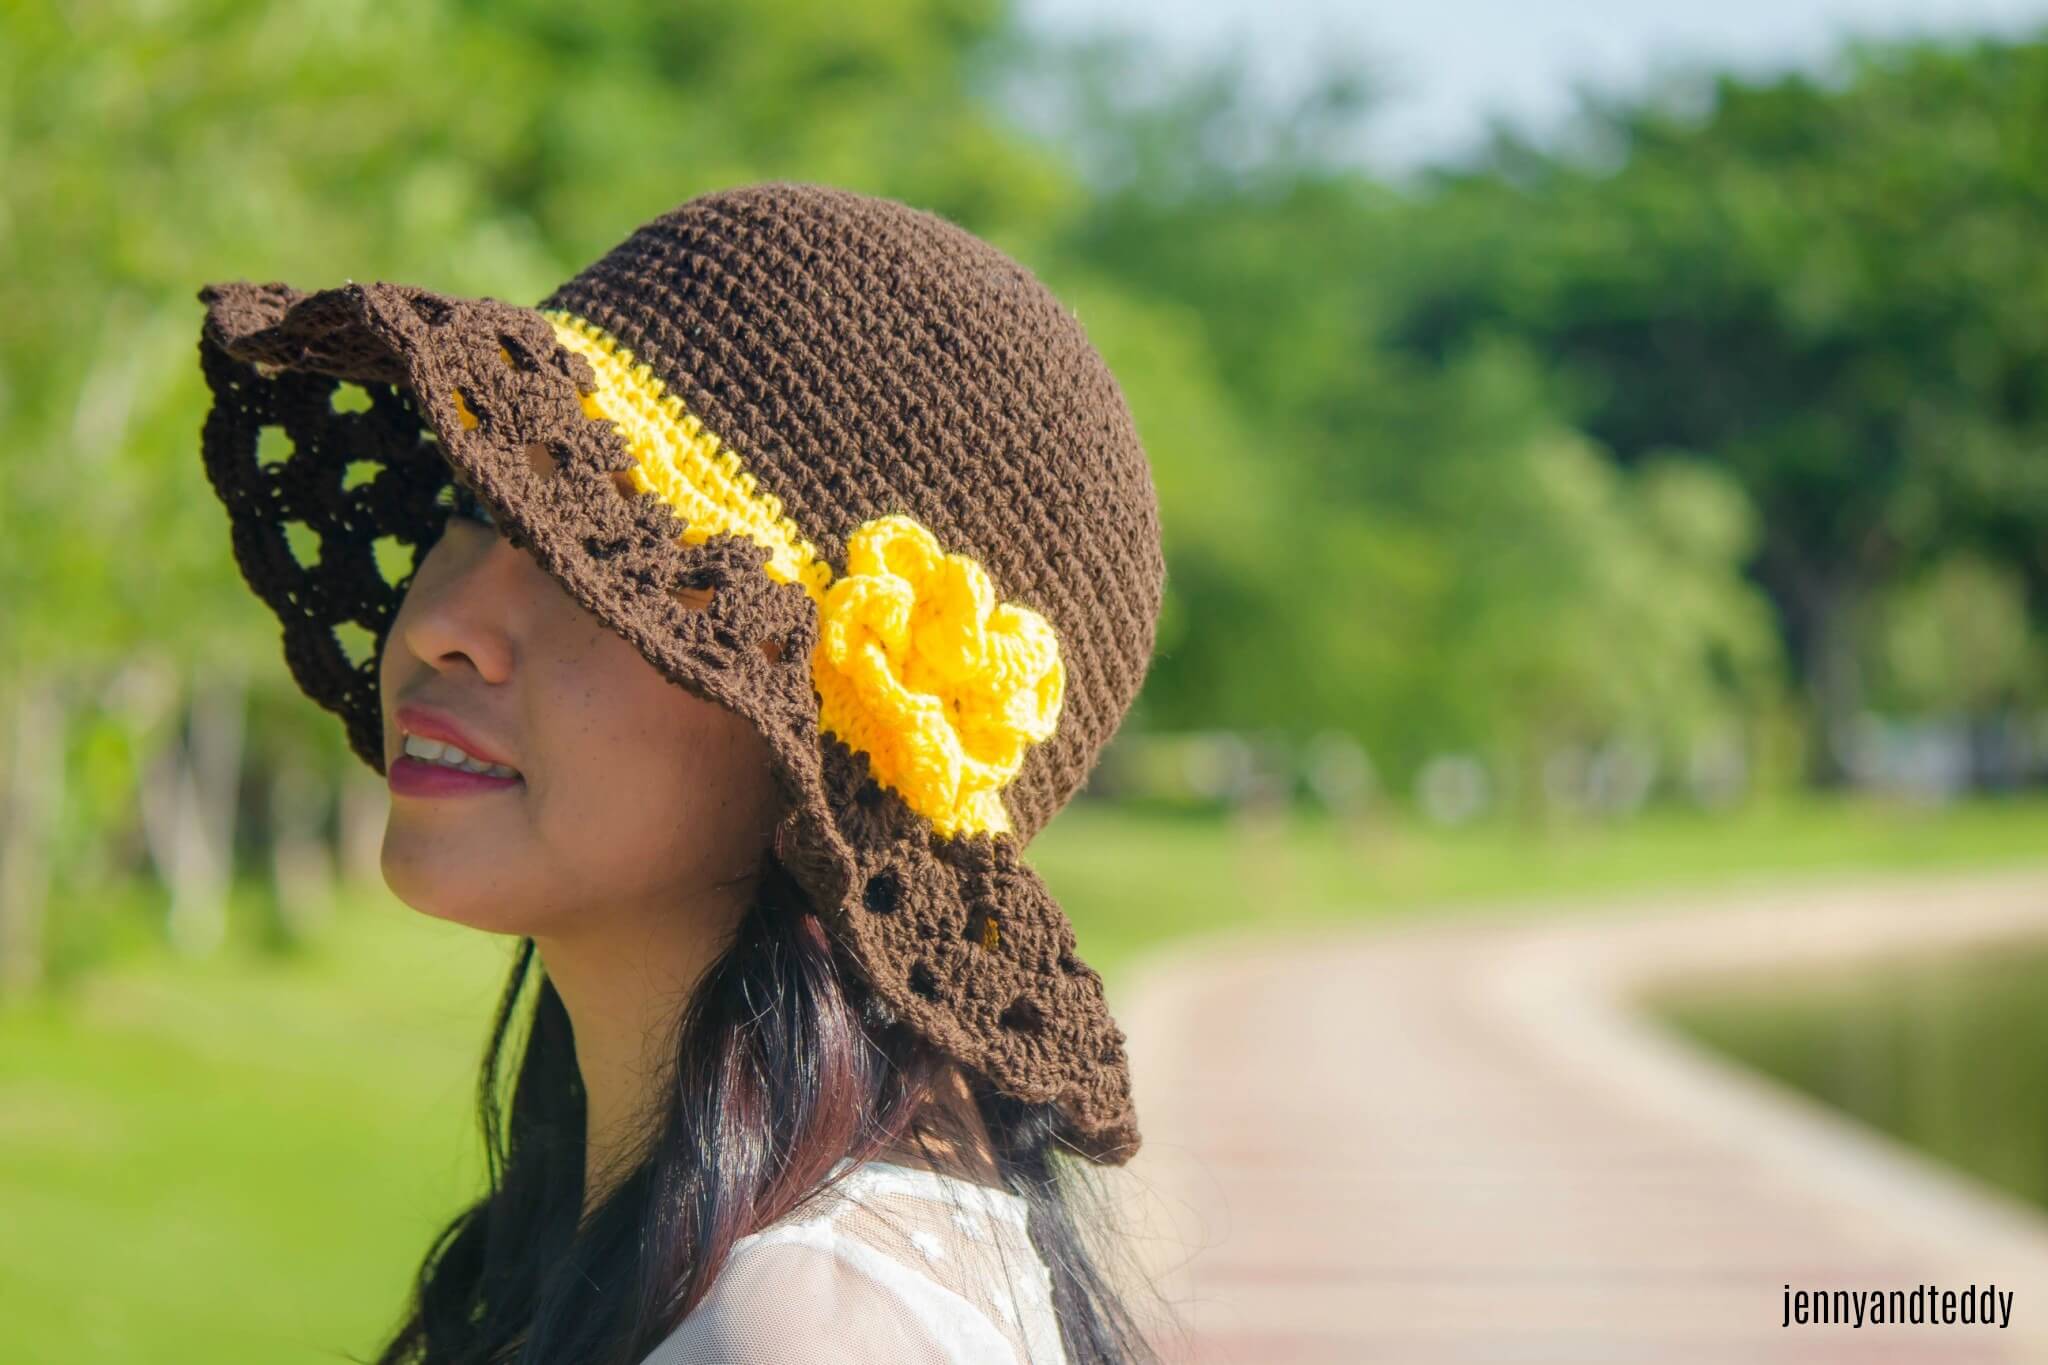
[539,309,835,602]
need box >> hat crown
[539,183,1165,842]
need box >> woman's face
[376,483,783,944]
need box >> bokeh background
[6,1,2048,1360]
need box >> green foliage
[1867,552,2044,712]
[1386,32,2048,755]
[17,0,2032,816]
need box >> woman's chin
[380,842,548,937]
[400,897,547,938]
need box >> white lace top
[637,1158,1069,1364]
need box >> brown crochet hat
[194,181,1166,1165]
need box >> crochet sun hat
[193,181,1166,1165]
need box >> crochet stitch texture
[193,182,1167,1162]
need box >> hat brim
[196,278,1140,1164]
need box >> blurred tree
[1029,38,1781,793]
[1388,33,2048,778]
[1870,552,2042,714]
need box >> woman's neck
[537,912,1004,1216]
[533,915,741,1220]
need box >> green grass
[1038,789,2048,977]
[4,791,2048,1362]
[0,909,513,1363]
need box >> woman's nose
[398,539,525,684]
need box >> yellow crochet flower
[813,514,1065,837]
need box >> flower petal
[812,514,1066,836]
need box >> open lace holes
[907,962,941,1001]
[281,519,321,570]
[609,469,640,502]
[759,636,785,664]
[372,535,413,590]
[334,620,377,671]
[670,583,716,612]
[522,440,558,479]
[330,382,376,414]
[966,906,1000,950]
[999,996,1045,1035]
[862,869,902,915]
[256,426,292,468]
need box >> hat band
[528,309,1066,839]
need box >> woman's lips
[388,755,526,798]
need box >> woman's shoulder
[635,1160,1068,1365]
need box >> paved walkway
[1102,865,2048,1362]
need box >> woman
[194,182,1174,1363]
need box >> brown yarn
[194,182,1166,1164]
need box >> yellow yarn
[527,311,1063,836]
[540,310,834,600]
[813,515,1065,837]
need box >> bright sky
[1015,0,2048,174]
